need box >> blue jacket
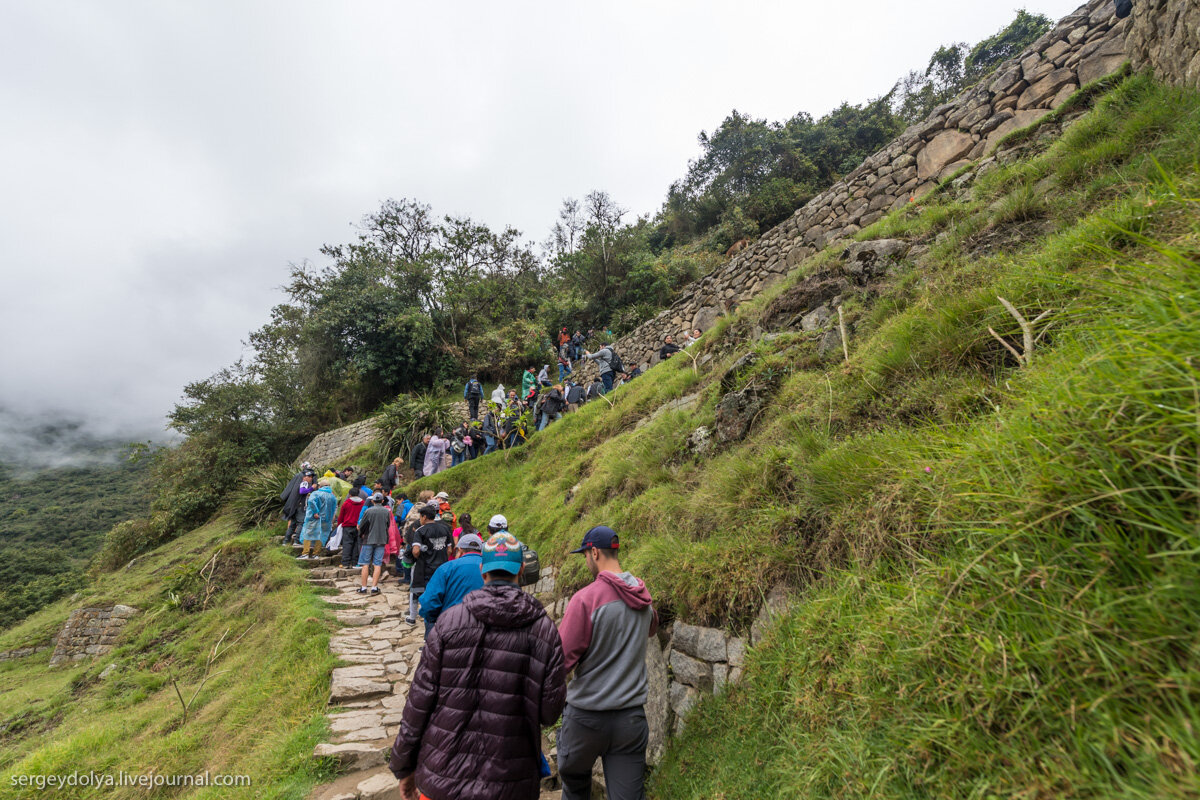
[418,553,484,631]
[300,486,338,544]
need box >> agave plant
[227,461,295,530]
[375,392,457,463]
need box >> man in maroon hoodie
[557,525,658,800]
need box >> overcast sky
[0,0,1084,450]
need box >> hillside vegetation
[405,72,1200,797]
[0,452,150,625]
[0,518,337,799]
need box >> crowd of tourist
[405,328,703,479]
[279,455,660,800]
[272,324,709,799]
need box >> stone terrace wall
[49,604,138,667]
[1125,0,1200,89]
[576,0,1135,381]
[296,402,471,469]
[297,419,380,468]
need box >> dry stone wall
[297,419,381,468]
[49,604,138,666]
[576,0,1139,383]
[296,402,471,468]
[1125,0,1200,89]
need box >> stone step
[312,740,391,774]
[330,673,392,704]
[298,555,342,569]
[307,578,337,587]
[307,766,397,800]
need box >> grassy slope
[404,73,1200,797]
[0,519,338,799]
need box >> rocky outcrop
[576,0,1141,384]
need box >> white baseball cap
[488,514,508,531]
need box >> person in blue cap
[556,525,658,800]
[417,532,485,636]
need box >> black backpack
[608,348,626,374]
[467,379,483,397]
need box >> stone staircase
[301,556,562,800]
[304,563,424,800]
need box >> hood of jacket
[463,582,546,629]
[346,495,363,505]
[598,570,653,610]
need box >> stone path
[297,556,422,800]
[300,552,562,800]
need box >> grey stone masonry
[295,401,470,470]
[49,605,139,667]
[296,418,381,469]
[575,0,1156,385]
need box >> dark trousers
[284,516,302,544]
[339,526,360,568]
[468,396,480,419]
[601,372,614,394]
[558,705,648,800]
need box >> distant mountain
[0,405,164,473]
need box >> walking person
[335,488,367,568]
[405,504,453,625]
[381,457,402,494]
[464,375,485,420]
[298,478,338,559]
[281,467,314,545]
[556,525,658,800]
[410,435,430,479]
[423,430,450,477]
[356,494,392,595]
[417,532,484,635]
[482,406,500,455]
[388,530,566,800]
[558,343,574,382]
[538,384,565,431]
[583,345,619,394]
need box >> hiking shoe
[404,617,417,625]
[296,554,309,560]
[370,586,381,595]
[356,587,368,594]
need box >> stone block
[669,680,700,725]
[644,635,671,766]
[356,771,401,800]
[984,108,1052,153]
[726,636,746,667]
[1017,67,1077,109]
[330,676,391,703]
[916,130,975,181]
[669,649,713,692]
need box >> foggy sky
[0,0,1085,454]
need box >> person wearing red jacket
[335,492,367,568]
